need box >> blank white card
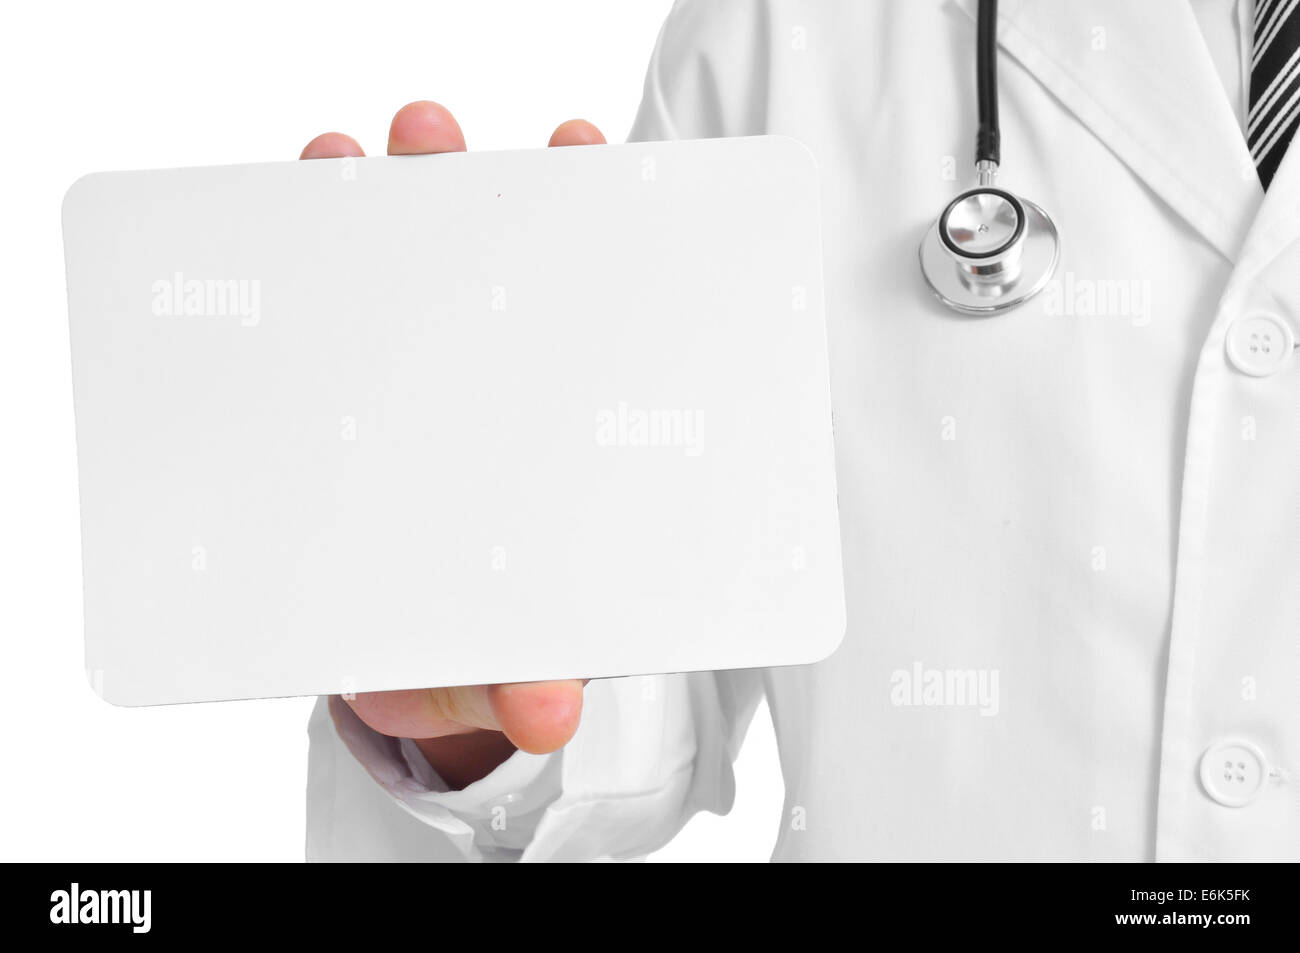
[62,135,844,705]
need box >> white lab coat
[305,0,1300,861]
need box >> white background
[0,0,781,861]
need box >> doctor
[301,0,1300,861]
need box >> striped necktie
[1249,0,1300,188]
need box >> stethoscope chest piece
[918,0,1061,316]
[919,186,1059,315]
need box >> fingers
[388,100,467,155]
[300,132,364,160]
[302,101,467,165]
[302,110,597,164]
[548,119,606,147]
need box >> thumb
[488,680,586,754]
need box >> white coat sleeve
[306,667,765,862]
[304,0,771,863]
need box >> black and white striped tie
[1249,0,1300,189]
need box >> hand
[301,101,605,789]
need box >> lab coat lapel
[1231,127,1300,285]
[954,0,1262,263]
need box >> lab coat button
[1198,739,1268,807]
[1225,312,1294,377]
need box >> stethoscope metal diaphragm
[918,185,1060,315]
[919,0,1061,316]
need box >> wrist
[414,730,518,790]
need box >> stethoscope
[919,0,1060,314]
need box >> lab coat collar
[952,0,1263,264]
